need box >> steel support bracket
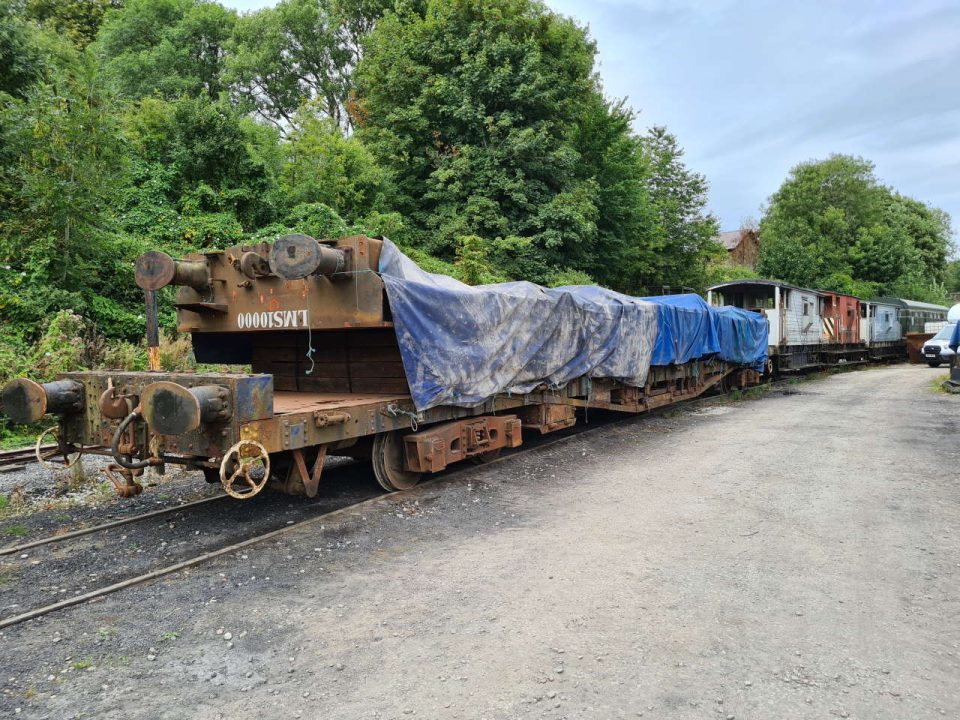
[402,415,521,473]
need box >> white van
[922,323,955,367]
[922,303,960,367]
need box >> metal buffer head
[268,234,347,280]
[134,251,210,292]
[1,378,84,424]
[141,381,232,435]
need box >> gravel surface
[1,365,957,719]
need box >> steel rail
[0,445,55,467]
[0,493,228,557]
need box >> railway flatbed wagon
[0,235,768,500]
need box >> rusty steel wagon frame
[0,235,761,500]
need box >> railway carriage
[707,280,950,369]
[860,300,903,360]
[706,280,825,371]
[871,297,948,334]
[0,235,768,500]
[818,290,868,364]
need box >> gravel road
[1,365,957,719]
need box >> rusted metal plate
[141,381,204,435]
[174,236,388,334]
[135,251,209,291]
[1,379,48,424]
[134,251,177,290]
[141,382,232,436]
[268,234,348,279]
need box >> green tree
[0,53,141,338]
[886,194,952,282]
[96,0,236,100]
[758,154,953,296]
[568,94,656,289]
[121,96,280,237]
[356,0,611,278]
[636,126,720,291]
[945,260,960,294]
[0,0,45,98]
[280,102,388,218]
[24,0,121,49]
[228,0,394,131]
[454,234,490,285]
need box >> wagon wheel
[35,425,82,470]
[220,440,270,500]
[371,431,421,492]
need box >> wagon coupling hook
[111,407,157,470]
[104,464,143,497]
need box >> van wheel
[927,361,941,368]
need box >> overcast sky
[223,0,960,234]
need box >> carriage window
[802,301,811,316]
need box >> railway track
[0,493,229,557]
[0,444,55,472]
[0,380,797,632]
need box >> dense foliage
[758,155,953,302]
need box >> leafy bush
[547,268,595,287]
[98,340,148,372]
[31,310,90,380]
[704,263,760,289]
[454,235,489,286]
[178,211,245,248]
[282,203,349,239]
[158,331,195,372]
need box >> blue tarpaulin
[379,240,768,410]
[641,293,721,367]
[711,305,769,372]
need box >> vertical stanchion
[145,289,160,371]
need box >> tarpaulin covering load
[378,241,658,410]
[641,293,720,367]
[711,305,769,372]
[638,293,767,373]
[378,241,769,410]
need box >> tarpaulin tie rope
[384,403,419,432]
[305,313,316,375]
